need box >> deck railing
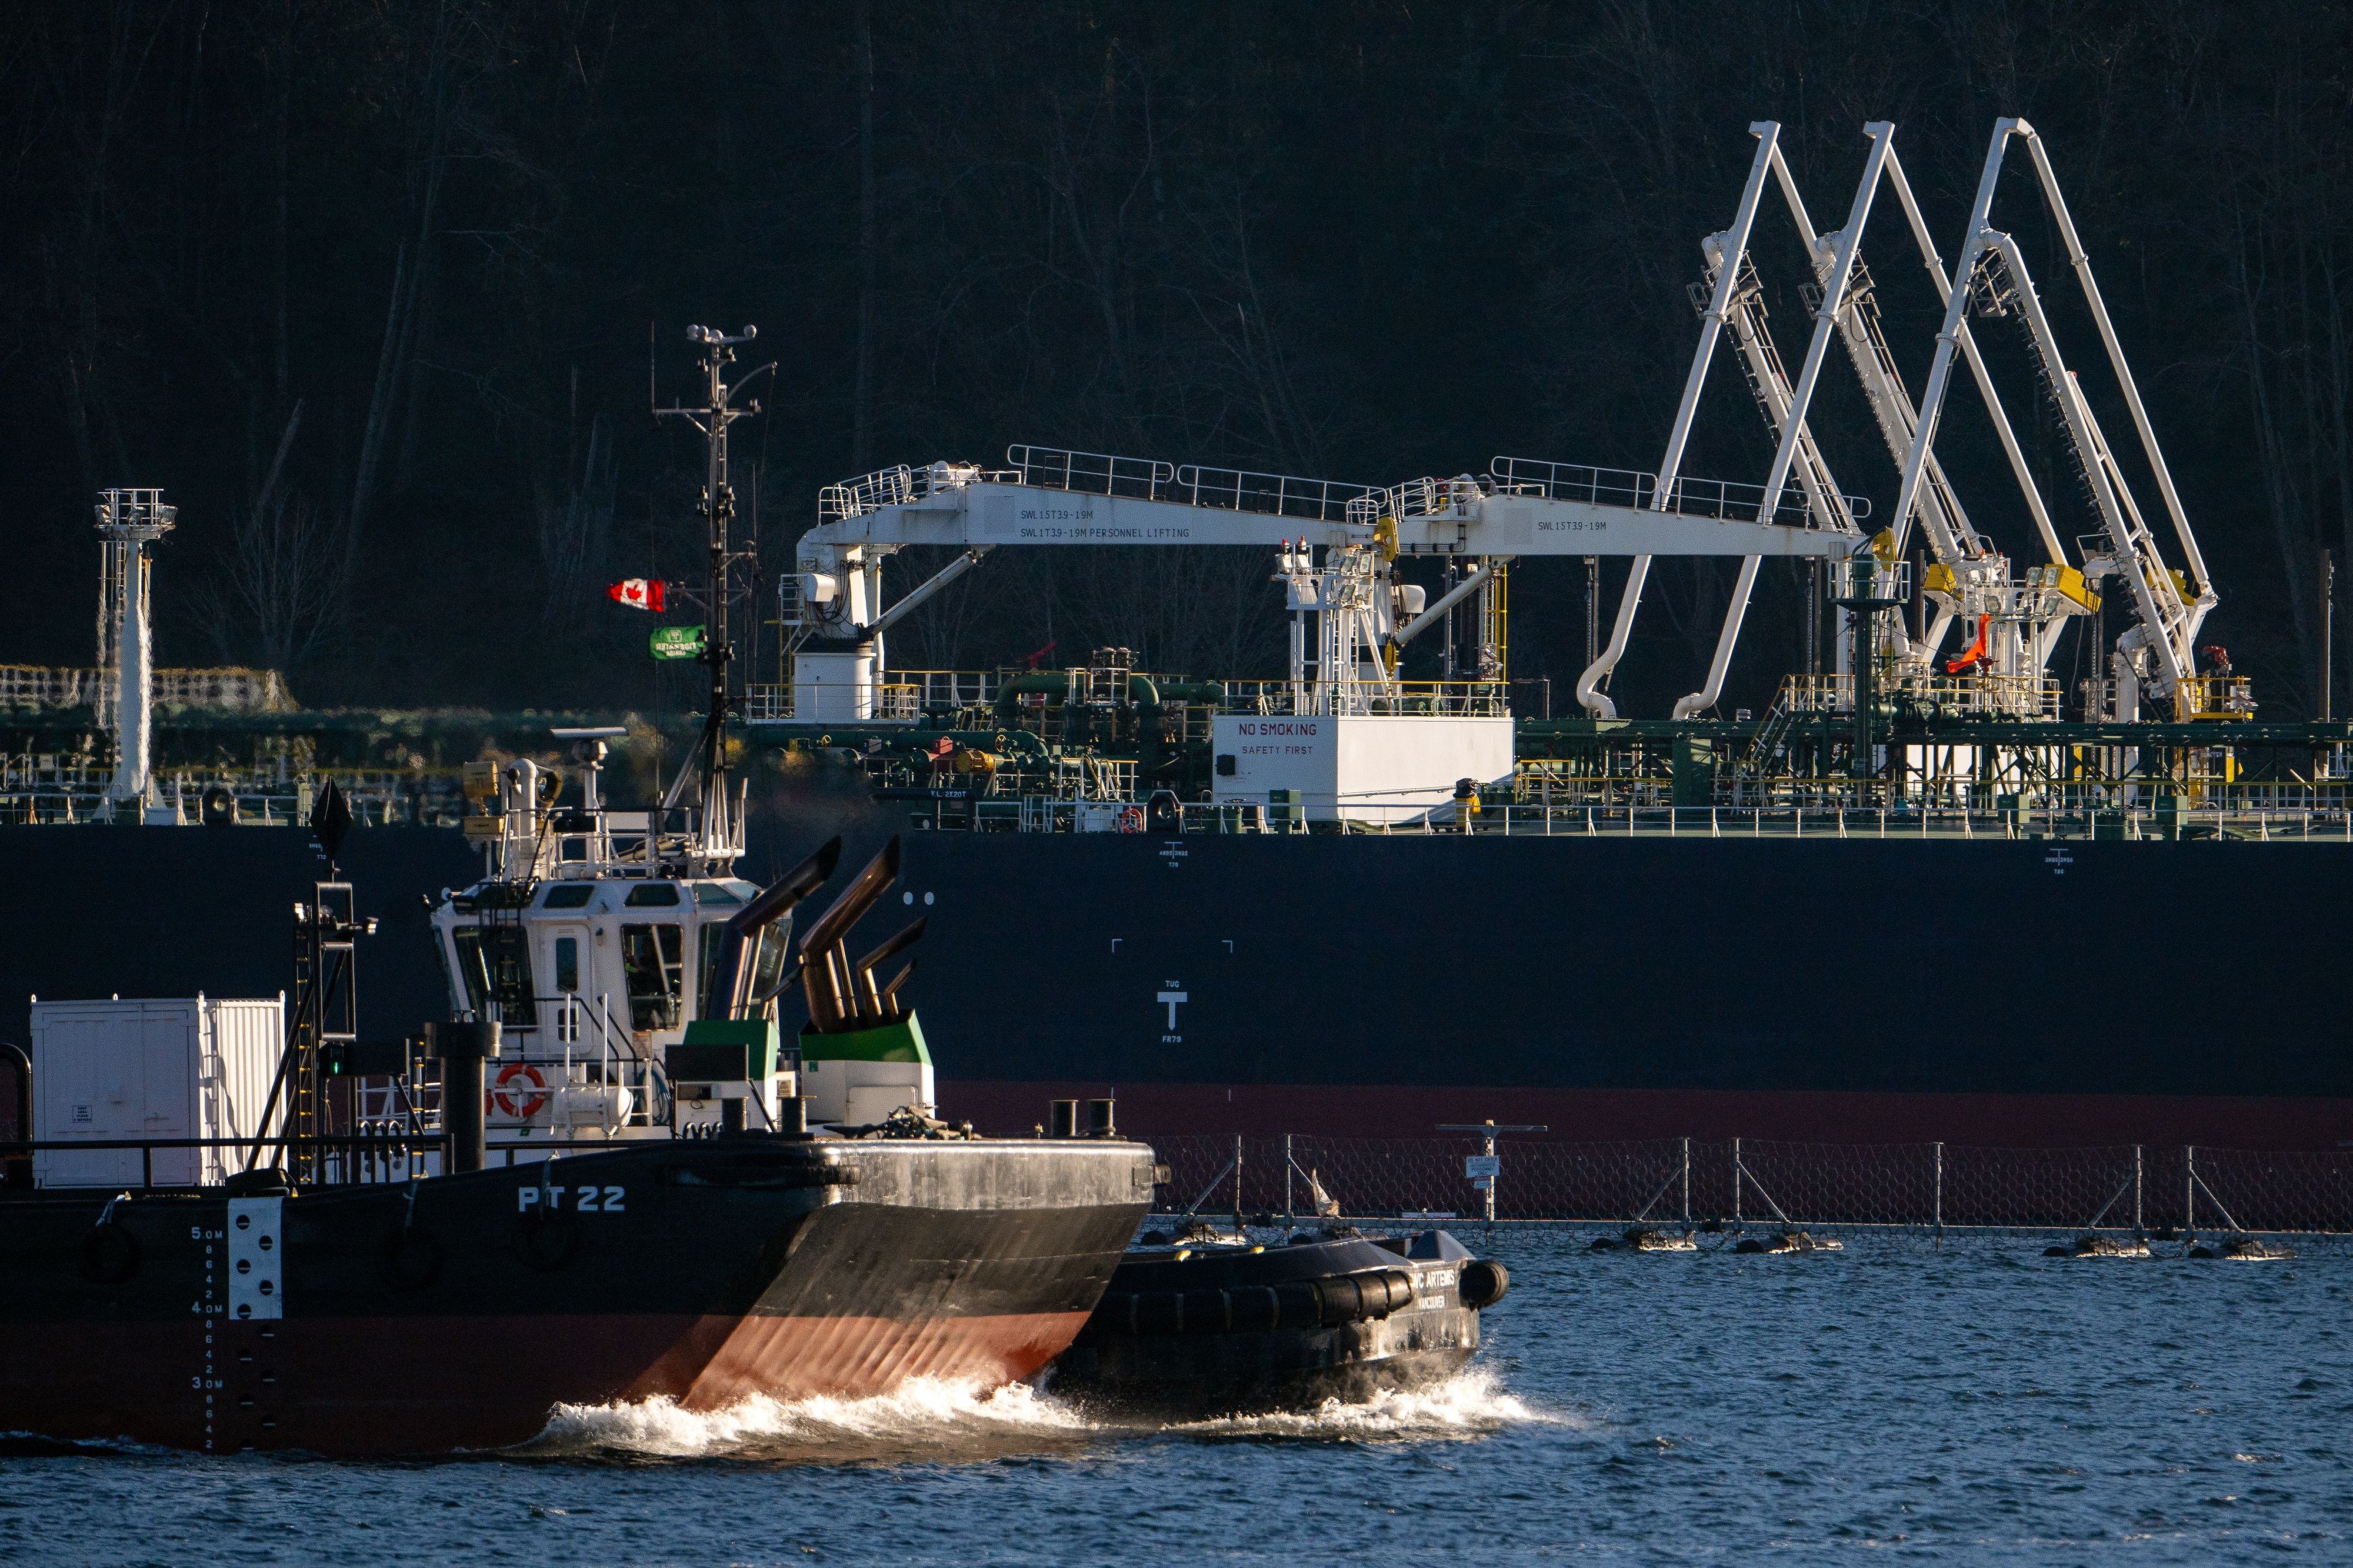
[919,796,2353,841]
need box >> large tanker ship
[4,118,2349,1157]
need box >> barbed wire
[1150,1135,2353,1235]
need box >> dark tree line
[4,1,2350,719]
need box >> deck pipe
[989,673,1224,728]
[429,1021,501,1173]
[704,835,841,1022]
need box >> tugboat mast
[654,324,765,865]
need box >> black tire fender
[1181,1287,1231,1335]
[514,1212,580,1273]
[1313,1274,1364,1327]
[382,1228,444,1291]
[1460,1259,1509,1309]
[82,1223,139,1285]
[1135,1290,1184,1336]
[1226,1285,1281,1333]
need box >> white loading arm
[1577,122,1787,719]
[1891,118,2213,699]
[1712,249,1858,542]
[1772,128,2088,679]
[1566,124,1902,718]
[1660,124,1897,719]
[1668,241,1864,718]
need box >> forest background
[4,1,2349,722]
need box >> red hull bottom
[11,1309,1088,1456]
[645,1309,1090,1410]
[944,1079,2353,1152]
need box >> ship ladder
[1746,697,1797,781]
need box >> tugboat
[1049,1189,1509,1415]
[0,1075,1154,1454]
[0,327,1160,1456]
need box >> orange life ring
[492,1062,549,1119]
[1118,806,1145,833]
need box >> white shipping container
[1209,713,1515,825]
[31,996,285,1189]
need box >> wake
[1160,1367,1569,1443]
[527,1377,1089,1462]
[524,1366,1559,1462]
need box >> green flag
[650,625,707,660]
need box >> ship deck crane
[791,445,1857,722]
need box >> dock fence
[1152,1136,2353,1236]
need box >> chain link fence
[1152,1135,2353,1235]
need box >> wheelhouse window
[449,928,489,1015]
[432,925,458,1010]
[450,925,535,1025]
[625,883,681,908]
[541,885,595,910]
[698,924,724,1019]
[620,922,684,1032]
[555,936,580,993]
[751,925,791,1007]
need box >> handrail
[1487,457,1656,511]
[1488,454,1871,524]
[1170,464,1377,523]
[5,1134,679,1193]
[956,796,2353,840]
[2,1136,448,1151]
[1002,445,1175,501]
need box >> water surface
[5,1229,2346,1563]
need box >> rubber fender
[1135,1291,1184,1336]
[381,1228,444,1292]
[1345,1269,1405,1320]
[1226,1285,1281,1333]
[1181,1287,1232,1335]
[1274,1280,1320,1329]
[513,1211,580,1273]
[1096,1292,1141,1336]
[1459,1259,1509,1309]
[82,1223,140,1285]
[1313,1274,1364,1327]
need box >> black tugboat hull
[1049,1232,1487,1417]
[0,1137,1155,1454]
[1052,1316,1478,1416]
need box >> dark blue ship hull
[4,820,2348,1150]
[878,826,2353,1149]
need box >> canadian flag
[607,578,666,612]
